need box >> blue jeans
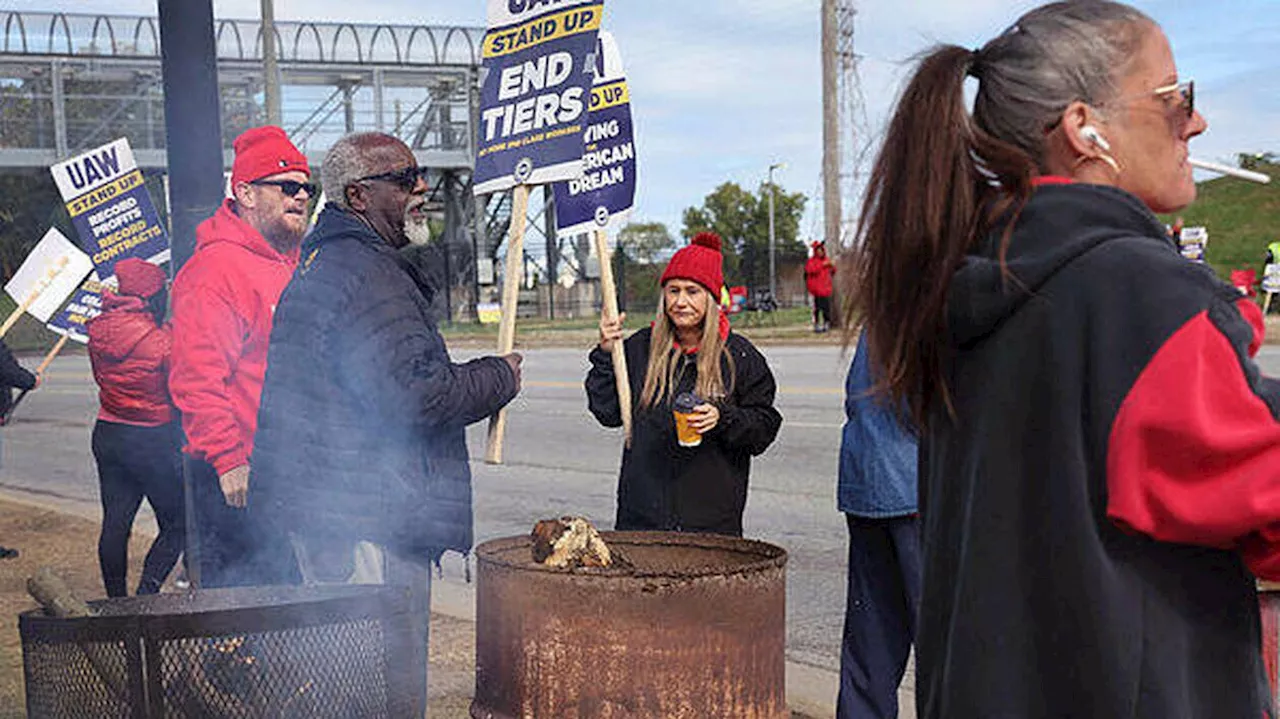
[838,513,922,719]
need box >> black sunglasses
[250,179,316,197]
[355,165,429,191]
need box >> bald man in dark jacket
[249,133,520,714]
[251,134,520,572]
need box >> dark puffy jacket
[249,206,519,561]
[585,327,782,536]
[0,339,36,392]
[87,292,173,425]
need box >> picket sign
[593,228,632,445]
[485,184,530,464]
[549,29,636,448]
[0,256,71,338]
[477,0,604,463]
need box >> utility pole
[261,0,282,125]
[767,162,784,307]
[157,0,225,588]
[821,0,841,248]
[157,0,223,273]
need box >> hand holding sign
[478,0,604,464]
[553,30,636,443]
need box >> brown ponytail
[842,45,1035,430]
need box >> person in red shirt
[88,258,183,596]
[169,126,311,587]
[804,240,836,332]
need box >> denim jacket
[837,333,918,517]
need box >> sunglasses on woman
[1151,79,1195,120]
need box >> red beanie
[114,258,166,299]
[661,232,724,293]
[231,126,310,187]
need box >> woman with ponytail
[842,2,1278,716]
[88,258,184,597]
[586,232,782,537]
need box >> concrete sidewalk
[2,486,909,717]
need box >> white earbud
[1079,125,1112,152]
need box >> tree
[616,222,675,264]
[608,222,674,314]
[681,181,807,289]
[0,170,72,280]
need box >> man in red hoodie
[169,125,311,588]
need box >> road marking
[41,376,844,397]
[525,379,842,396]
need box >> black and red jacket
[918,181,1276,718]
[87,291,173,426]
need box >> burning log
[26,567,130,702]
[530,516,632,570]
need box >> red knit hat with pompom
[660,232,724,293]
[114,258,166,299]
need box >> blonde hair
[639,289,735,410]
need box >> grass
[1163,161,1280,281]
[439,305,842,349]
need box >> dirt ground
[0,499,817,718]
[0,498,476,718]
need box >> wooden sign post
[485,184,530,464]
[593,229,632,444]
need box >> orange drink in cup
[673,392,703,447]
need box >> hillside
[1164,161,1280,280]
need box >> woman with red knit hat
[586,232,783,536]
[88,258,184,597]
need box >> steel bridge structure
[0,11,586,321]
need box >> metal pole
[373,68,386,131]
[261,0,281,125]
[441,171,459,326]
[543,186,556,320]
[471,191,485,322]
[342,82,356,133]
[821,0,842,247]
[158,0,226,589]
[158,0,224,272]
[50,59,67,157]
[767,163,783,307]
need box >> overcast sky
[9,1,1280,243]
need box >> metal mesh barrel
[20,584,423,718]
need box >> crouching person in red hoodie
[88,258,184,597]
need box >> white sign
[4,228,94,322]
[1263,264,1280,294]
[477,258,496,285]
[1179,226,1208,243]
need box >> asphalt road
[0,344,853,671]
[9,342,1280,674]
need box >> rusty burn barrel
[471,531,788,719]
